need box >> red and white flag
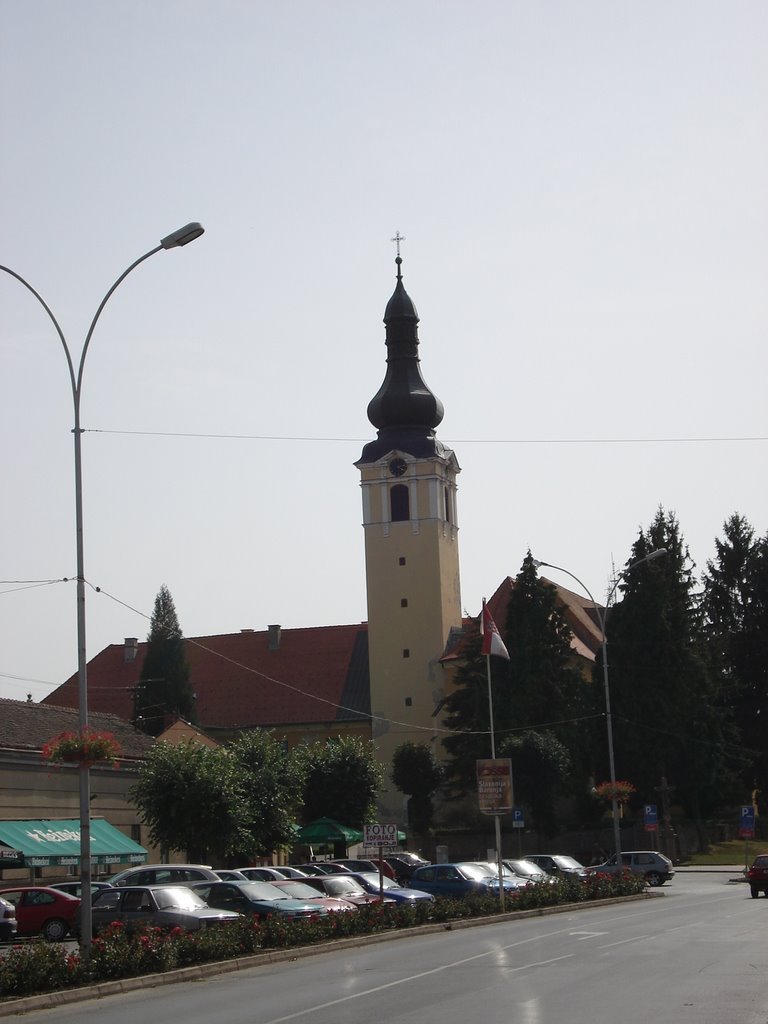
[481,600,510,660]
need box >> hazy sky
[1,1,766,703]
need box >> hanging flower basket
[42,728,122,768]
[594,780,636,805]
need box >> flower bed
[0,874,647,1000]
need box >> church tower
[356,250,462,819]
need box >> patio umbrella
[294,817,363,844]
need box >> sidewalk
[675,863,746,879]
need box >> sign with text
[476,758,513,815]
[512,807,525,829]
[363,823,398,849]
[739,805,755,838]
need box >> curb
[0,893,654,1016]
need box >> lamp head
[160,222,205,249]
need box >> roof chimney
[267,624,282,651]
[124,638,139,663]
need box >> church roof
[359,255,448,463]
[41,624,371,732]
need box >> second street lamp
[1,222,204,959]
[531,549,666,866]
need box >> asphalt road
[5,871,767,1024]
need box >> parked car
[107,864,220,887]
[291,863,353,876]
[214,869,251,881]
[0,895,18,941]
[328,859,396,880]
[269,879,359,913]
[90,884,241,935]
[0,886,81,941]
[525,854,587,878]
[385,853,430,885]
[501,858,552,884]
[345,871,435,904]
[49,880,115,898]
[747,853,768,898]
[271,866,308,879]
[233,866,293,882]
[300,874,395,906]
[191,880,328,921]
[409,862,518,899]
[586,850,674,886]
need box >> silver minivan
[107,863,219,887]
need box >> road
[6,872,768,1024]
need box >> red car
[747,853,768,898]
[0,886,80,940]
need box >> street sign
[476,758,513,814]
[363,823,398,849]
[739,805,755,838]
[644,803,658,832]
[512,807,524,829]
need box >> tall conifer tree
[134,584,195,735]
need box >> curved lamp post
[531,549,666,866]
[0,222,204,959]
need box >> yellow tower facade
[356,254,463,820]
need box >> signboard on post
[739,805,755,838]
[363,823,398,849]
[476,758,513,815]
[644,804,658,833]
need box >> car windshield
[324,878,365,895]
[154,887,207,911]
[238,882,289,900]
[275,882,322,899]
[458,863,495,881]
[553,856,584,870]
[354,872,397,889]
[505,859,545,878]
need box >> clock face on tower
[388,458,407,477]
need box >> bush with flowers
[593,780,636,805]
[42,728,122,767]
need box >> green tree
[441,553,586,809]
[300,736,383,828]
[131,740,249,862]
[228,730,306,857]
[605,508,739,820]
[391,742,443,835]
[703,514,768,800]
[498,730,572,837]
[135,585,195,736]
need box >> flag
[481,600,510,660]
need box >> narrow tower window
[390,483,409,522]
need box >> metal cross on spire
[390,231,406,258]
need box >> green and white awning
[0,817,147,868]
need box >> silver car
[586,850,674,886]
[90,884,241,934]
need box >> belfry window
[390,483,409,522]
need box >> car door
[21,890,60,934]
[121,888,157,930]
[91,887,124,932]
[204,883,249,914]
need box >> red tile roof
[42,624,371,731]
[0,697,154,759]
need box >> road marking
[569,930,608,939]
[258,948,574,1023]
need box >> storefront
[0,817,147,875]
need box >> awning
[0,818,148,868]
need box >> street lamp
[1,223,204,959]
[531,549,666,866]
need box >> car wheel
[42,917,69,941]
[750,886,759,898]
[645,872,664,887]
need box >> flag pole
[484,605,506,911]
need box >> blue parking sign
[512,807,525,829]
[739,805,755,837]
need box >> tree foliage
[441,553,586,809]
[391,742,443,834]
[131,730,305,862]
[702,513,768,800]
[605,508,740,818]
[299,736,383,826]
[135,585,195,735]
[131,740,248,862]
[498,730,572,837]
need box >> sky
[1,1,766,704]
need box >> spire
[359,249,446,463]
